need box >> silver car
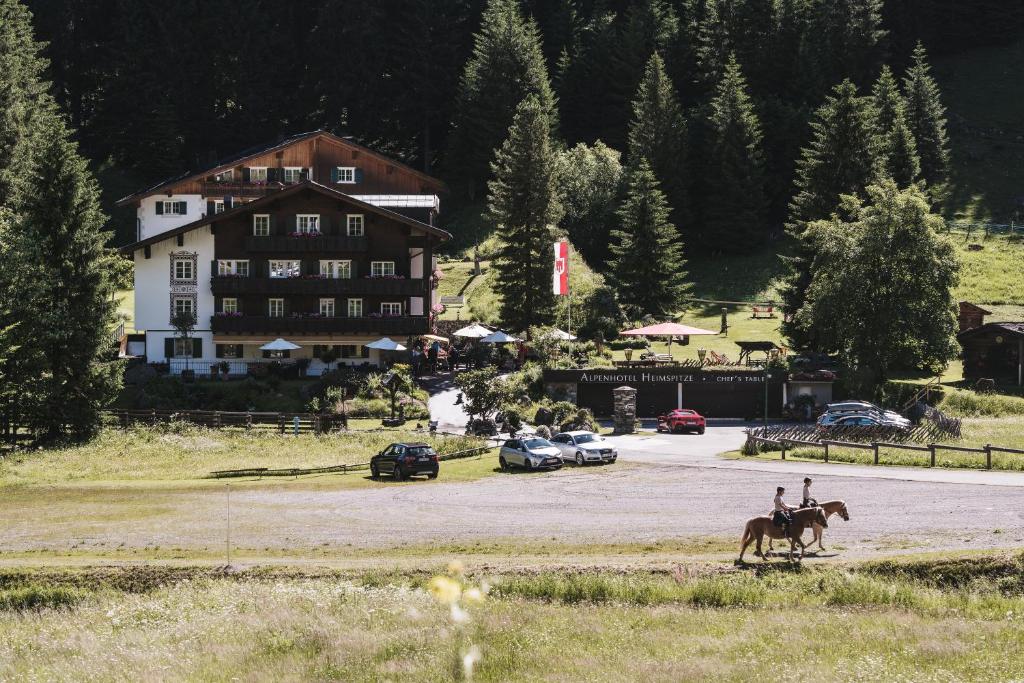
[825,401,911,427]
[498,437,563,471]
[551,431,618,466]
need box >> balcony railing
[244,235,368,252]
[201,180,279,197]
[211,276,427,296]
[211,315,430,336]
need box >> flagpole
[567,243,571,343]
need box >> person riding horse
[773,486,793,537]
[799,477,817,508]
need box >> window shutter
[164,338,174,358]
[155,202,164,215]
[300,168,309,181]
[361,345,370,358]
[330,167,339,183]
[354,168,363,183]
[234,344,243,357]
[242,167,251,182]
[291,214,297,231]
[206,200,214,216]
[176,201,187,214]
[215,344,224,359]
[225,196,233,210]
[192,338,203,358]
[267,167,278,182]
[313,345,322,359]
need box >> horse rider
[800,477,817,508]
[773,486,793,537]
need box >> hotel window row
[250,213,364,236]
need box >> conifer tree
[610,159,691,318]
[627,52,689,226]
[903,42,951,190]
[781,79,882,349]
[448,0,558,200]
[702,54,767,250]
[872,66,921,187]
[5,115,121,439]
[488,96,563,332]
[693,0,730,92]
[0,0,54,206]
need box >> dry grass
[2,560,1024,682]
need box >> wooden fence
[209,444,492,479]
[745,430,1024,470]
[751,418,960,445]
[104,409,349,434]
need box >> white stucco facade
[136,194,205,241]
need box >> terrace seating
[751,304,775,319]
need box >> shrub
[535,424,552,439]
[0,586,88,611]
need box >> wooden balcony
[201,180,280,198]
[243,235,369,252]
[211,276,427,296]
[211,315,430,336]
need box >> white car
[498,437,563,471]
[550,431,618,466]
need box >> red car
[657,409,706,435]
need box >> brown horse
[739,506,828,562]
[768,500,850,553]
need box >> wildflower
[450,604,470,624]
[462,587,484,604]
[462,645,482,680]
[428,576,462,605]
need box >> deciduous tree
[554,141,623,266]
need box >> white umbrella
[545,328,576,341]
[259,338,301,351]
[365,337,407,351]
[453,323,493,338]
[479,330,521,344]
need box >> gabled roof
[119,181,451,254]
[957,322,1024,340]
[116,130,446,206]
[959,301,993,315]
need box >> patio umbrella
[452,323,493,338]
[365,337,407,351]
[620,321,717,356]
[259,338,302,351]
[545,328,577,341]
[479,330,521,344]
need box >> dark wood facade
[958,323,1024,386]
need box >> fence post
[278,415,285,434]
[824,442,829,463]
[985,444,992,469]
[929,444,936,467]
[873,443,879,465]
[214,411,221,428]
[781,443,786,460]
[150,409,157,426]
[246,412,252,430]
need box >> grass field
[2,553,1023,681]
[0,425,486,485]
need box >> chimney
[958,301,991,333]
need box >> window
[296,214,320,234]
[268,298,284,317]
[319,298,335,317]
[217,343,241,359]
[269,260,301,278]
[283,167,303,183]
[217,260,249,277]
[173,258,195,281]
[214,169,233,182]
[346,214,364,236]
[347,298,363,317]
[381,302,402,316]
[222,298,238,314]
[213,199,226,214]
[249,167,267,182]
[319,260,351,279]
[157,200,187,216]
[173,338,194,357]
[335,167,355,183]
[253,214,270,236]
[370,261,395,277]
[341,344,370,359]
[172,296,194,317]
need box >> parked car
[657,409,706,434]
[823,401,911,428]
[370,442,439,481]
[817,414,910,433]
[498,437,563,471]
[550,431,618,465]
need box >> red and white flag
[553,241,569,296]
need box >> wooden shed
[958,322,1024,386]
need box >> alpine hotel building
[118,131,450,373]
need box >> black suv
[370,442,440,481]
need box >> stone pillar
[613,385,637,434]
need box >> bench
[751,304,775,319]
